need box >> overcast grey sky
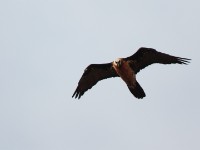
[0,0,199,150]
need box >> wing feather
[72,63,118,99]
[125,47,191,74]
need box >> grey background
[0,0,199,150]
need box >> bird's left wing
[125,47,191,74]
[72,63,119,99]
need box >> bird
[72,47,191,99]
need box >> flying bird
[72,47,190,99]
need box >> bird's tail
[128,81,146,99]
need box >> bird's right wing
[72,63,119,99]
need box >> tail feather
[128,81,146,99]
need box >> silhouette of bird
[72,47,191,99]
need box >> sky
[0,0,200,150]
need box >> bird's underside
[112,58,146,99]
[72,47,191,99]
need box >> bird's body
[72,47,190,99]
[113,58,136,87]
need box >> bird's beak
[116,62,119,67]
[116,61,121,67]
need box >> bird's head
[114,58,123,67]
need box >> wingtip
[72,90,76,98]
[72,89,83,99]
[72,93,75,98]
[177,57,191,65]
[72,89,79,99]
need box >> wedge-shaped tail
[128,81,146,99]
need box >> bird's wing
[125,47,191,74]
[72,63,119,99]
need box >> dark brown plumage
[72,47,191,99]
